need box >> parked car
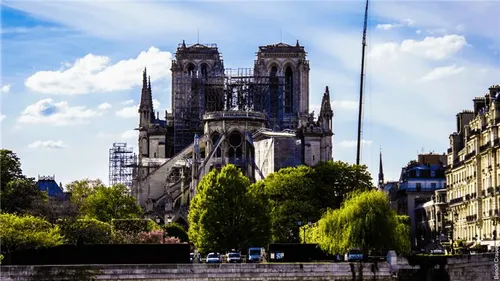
[345,249,363,262]
[247,247,264,263]
[206,252,222,263]
[227,252,242,263]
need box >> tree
[311,190,410,257]
[1,179,47,214]
[261,166,318,243]
[82,184,142,223]
[188,164,271,254]
[164,222,189,242]
[312,161,374,212]
[0,213,63,255]
[0,149,25,189]
[59,218,113,244]
[66,179,105,209]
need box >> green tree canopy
[0,149,25,189]
[1,179,47,214]
[262,165,317,243]
[0,213,63,254]
[260,161,374,243]
[82,184,142,223]
[188,164,271,254]
[309,190,410,256]
[59,218,113,244]
[312,161,374,212]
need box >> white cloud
[376,18,414,30]
[116,99,160,119]
[121,99,134,105]
[1,84,11,93]
[0,115,5,122]
[18,99,99,126]
[370,35,467,61]
[25,47,172,95]
[120,130,137,140]
[332,100,358,110]
[28,140,67,149]
[98,102,112,110]
[376,24,397,31]
[420,65,465,82]
[2,1,224,41]
[338,140,373,148]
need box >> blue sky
[1,1,499,186]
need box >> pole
[355,0,369,170]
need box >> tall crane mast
[356,0,369,167]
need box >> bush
[137,230,181,244]
[112,219,150,234]
[59,218,112,244]
[0,213,63,254]
[165,222,189,242]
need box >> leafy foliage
[59,218,112,244]
[0,149,25,190]
[188,164,271,253]
[165,222,189,242]
[261,161,374,243]
[136,230,181,244]
[1,179,48,214]
[306,190,410,256]
[312,161,374,212]
[112,219,151,233]
[0,213,63,254]
[82,184,142,222]
[262,166,320,242]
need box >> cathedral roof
[258,40,305,53]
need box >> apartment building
[446,85,500,249]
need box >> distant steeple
[319,86,333,116]
[139,68,155,125]
[378,147,385,189]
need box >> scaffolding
[173,69,295,154]
[108,142,136,189]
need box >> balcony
[466,214,478,222]
[480,142,491,152]
[464,151,475,161]
[449,197,464,205]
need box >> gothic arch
[200,62,209,78]
[227,130,243,158]
[185,63,196,76]
[268,63,280,76]
[282,61,297,73]
[140,137,149,156]
[211,131,222,158]
[284,65,294,114]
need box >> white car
[206,252,221,263]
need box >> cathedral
[134,41,334,226]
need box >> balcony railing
[466,214,477,222]
[449,197,464,205]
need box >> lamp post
[297,221,302,243]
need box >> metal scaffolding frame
[173,69,294,154]
[108,142,136,188]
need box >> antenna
[280,28,283,43]
[197,28,199,44]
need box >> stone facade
[446,85,500,249]
[134,41,334,225]
[2,254,496,281]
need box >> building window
[416,183,422,191]
[153,152,157,158]
[431,183,436,189]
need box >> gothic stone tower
[137,68,169,180]
[253,41,310,130]
[170,41,225,154]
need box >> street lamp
[297,221,302,243]
[493,218,499,253]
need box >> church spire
[378,147,384,189]
[139,68,154,125]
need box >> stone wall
[1,263,393,281]
[2,254,496,281]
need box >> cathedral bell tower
[138,68,154,178]
[318,86,334,161]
